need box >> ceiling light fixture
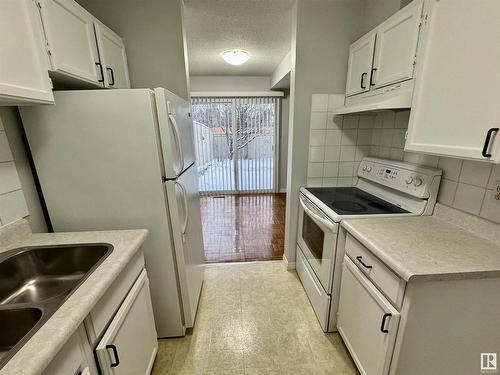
[221,50,250,65]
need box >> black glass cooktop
[305,187,409,215]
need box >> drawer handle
[356,256,373,269]
[106,344,120,367]
[370,68,377,86]
[482,128,499,158]
[106,67,116,86]
[360,72,367,89]
[380,313,392,333]
[95,62,104,83]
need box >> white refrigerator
[20,88,205,338]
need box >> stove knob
[366,166,372,172]
[414,177,423,187]
[362,165,367,171]
[406,177,413,185]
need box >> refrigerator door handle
[175,180,189,234]
[168,113,185,175]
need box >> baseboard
[282,254,296,270]
[279,188,287,193]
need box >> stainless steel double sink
[0,243,113,369]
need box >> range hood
[332,79,414,115]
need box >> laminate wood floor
[200,194,286,263]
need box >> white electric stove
[296,157,442,331]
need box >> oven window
[302,213,324,262]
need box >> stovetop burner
[305,187,409,215]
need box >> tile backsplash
[307,94,500,224]
[307,94,372,187]
[0,118,29,227]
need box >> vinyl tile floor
[152,261,358,375]
[200,194,286,263]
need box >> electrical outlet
[494,180,500,201]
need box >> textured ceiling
[184,0,294,76]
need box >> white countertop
[341,204,500,282]
[0,220,148,375]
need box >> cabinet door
[43,326,96,375]
[345,32,376,97]
[337,257,400,375]
[0,0,54,105]
[371,0,423,89]
[38,0,102,86]
[96,270,158,375]
[406,0,500,162]
[95,22,130,89]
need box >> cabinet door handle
[95,62,104,83]
[106,344,120,367]
[356,256,373,269]
[380,313,392,333]
[370,68,377,86]
[360,72,367,89]
[106,67,115,86]
[482,128,499,158]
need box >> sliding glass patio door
[191,96,278,194]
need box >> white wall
[0,109,47,232]
[279,94,289,191]
[284,0,365,266]
[190,76,272,92]
[359,0,402,36]
[0,112,29,227]
[270,51,291,89]
[76,0,191,100]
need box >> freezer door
[164,164,205,327]
[154,88,196,178]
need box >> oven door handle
[299,195,336,232]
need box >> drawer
[86,251,145,343]
[296,246,330,331]
[345,233,405,309]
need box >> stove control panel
[358,158,442,199]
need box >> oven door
[297,193,338,292]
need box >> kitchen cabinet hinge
[36,1,42,9]
[48,78,53,88]
[405,131,409,140]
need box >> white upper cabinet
[94,22,131,89]
[38,0,102,87]
[371,0,423,89]
[406,0,500,163]
[0,0,54,105]
[345,33,376,97]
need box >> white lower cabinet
[337,257,400,375]
[95,269,158,375]
[43,253,157,375]
[43,326,97,375]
